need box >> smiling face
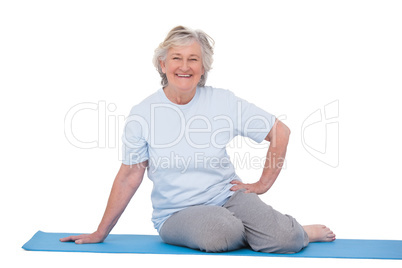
[160,41,205,96]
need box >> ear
[160,60,166,74]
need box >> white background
[1,0,401,267]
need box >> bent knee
[160,206,246,253]
[198,221,245,252]
[197,214,246,252]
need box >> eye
[173,57,181,60]
[190,58,198,61]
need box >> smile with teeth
[176,74,192,78]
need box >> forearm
[259,119,290,190]
[59,163,146,245]
[259,136,288,190]
[96,163,145,239]
[96,182,136,237]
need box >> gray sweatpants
[159,190,309,253]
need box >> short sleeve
[227,91,276,143]
[121,112,149,165]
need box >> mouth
[176,74,192,78]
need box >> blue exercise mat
[22,231,402,260]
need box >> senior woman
[61,26,335,253]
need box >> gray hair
[153,26,215,87]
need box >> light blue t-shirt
[122,86,276,232]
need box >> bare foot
[303,225,336,242]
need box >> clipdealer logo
[301,100,339,168]
[63,99,339,168]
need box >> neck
[163,86,196,105]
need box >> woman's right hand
[59,231,106,244]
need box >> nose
[180,59,190,72]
